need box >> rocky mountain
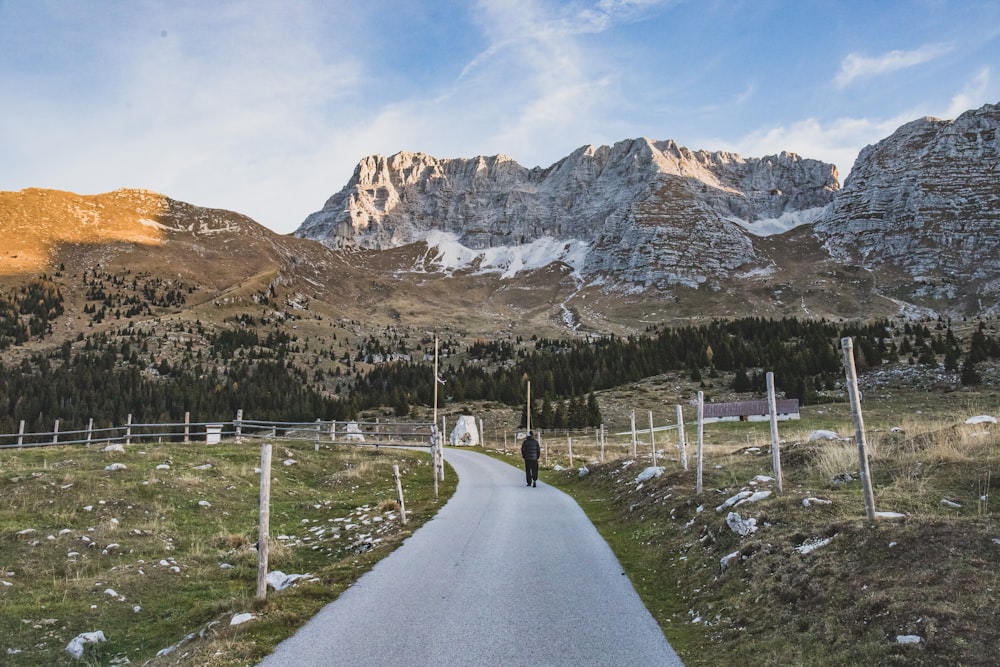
[296,102,1000,317]
[297,139,839,289]
[813,103,1000,313]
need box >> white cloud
[729,113,914,178]
[834,43,953,88]
[943,67,992,119]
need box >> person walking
[521,431,540,487]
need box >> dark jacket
[521,435,540,461]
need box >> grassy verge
[529,394,1000,666]
[0,441,455,666]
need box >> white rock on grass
[965,415,997,425]
[803,497,833,507]
[156,464,170,470]
[720,550,741,572]
[716,491,753,512]
[726,512,757,537]
[66,631,106,660]
[940,499,962,509]
[896,634,922,644]
[636,466,664,483]
[796,535,835,554]
[230,612,255,626]
[105,463,127,471]
[102,444,125,453]
[198,500,212,508]
[808,430,840,441]
[267,571,312,591]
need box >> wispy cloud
[944,67,991,119]
[834,43,953,88]
[731,114,913,178]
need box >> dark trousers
[524,459,539,484]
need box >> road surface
[258,448,684,666]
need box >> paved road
[258,448,684,666]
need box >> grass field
[0,440,454,666]
[525,389,1000,666]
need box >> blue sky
[1,0,998,234]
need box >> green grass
[531,392,1000,666]
[0,441,455,666]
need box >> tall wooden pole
[648,410,657,466]
[433,337,440,497]
[675,405,688,471]
[766,372,784,493]
[526,380,531,432]
[630,410,637,457]
[256,442,273,600]
[842,337,877,521]
[696,391,705,495]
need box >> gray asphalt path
[258,448,684,666]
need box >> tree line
[1,298,998,435]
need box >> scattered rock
[802,497,833,507]
[198,500,212,508]
[831,473,855,485]
[102,444,125,453]
[726,512,757,537]
[105,463,127,471]
[720,550,741,572]
[896,634,922,645]
[66,630,106,660]
[230,612,255,626]
[636,466,664,483]
[578,466,590,477]
[796,535,835,554]
[809,430,840,441]
[965,415,997,425]
[940,499,962,509]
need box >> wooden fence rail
[0,414,435,450]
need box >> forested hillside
[2,272,998,435]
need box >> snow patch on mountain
[733,206,827,237]
[420,231,589,278]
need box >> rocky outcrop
[814,103,1000,310]
[295,139,838,288]
[295,102,999,312]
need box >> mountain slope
[813,103,1000,314]
[295,139,839,289]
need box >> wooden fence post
[432,426,439,498]
[696,391,705,495]
[600,423,606,462]
[256,442,273,600]
[17,420,24,447]
[393,464,408,525]
[184,412,190,444]
[766,372,784,493]
[314,419,321,451]
[630,410,637,457]
[567,435,574,467]
[87,418,94,445]
[52,420,59,445]
[126,414,132,446]
[676,405,688,471]
[235,409,243,444]
[842,337,877,521]
[439,417,446,481]
[648,410,657,466]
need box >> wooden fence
[0,412,435,450]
